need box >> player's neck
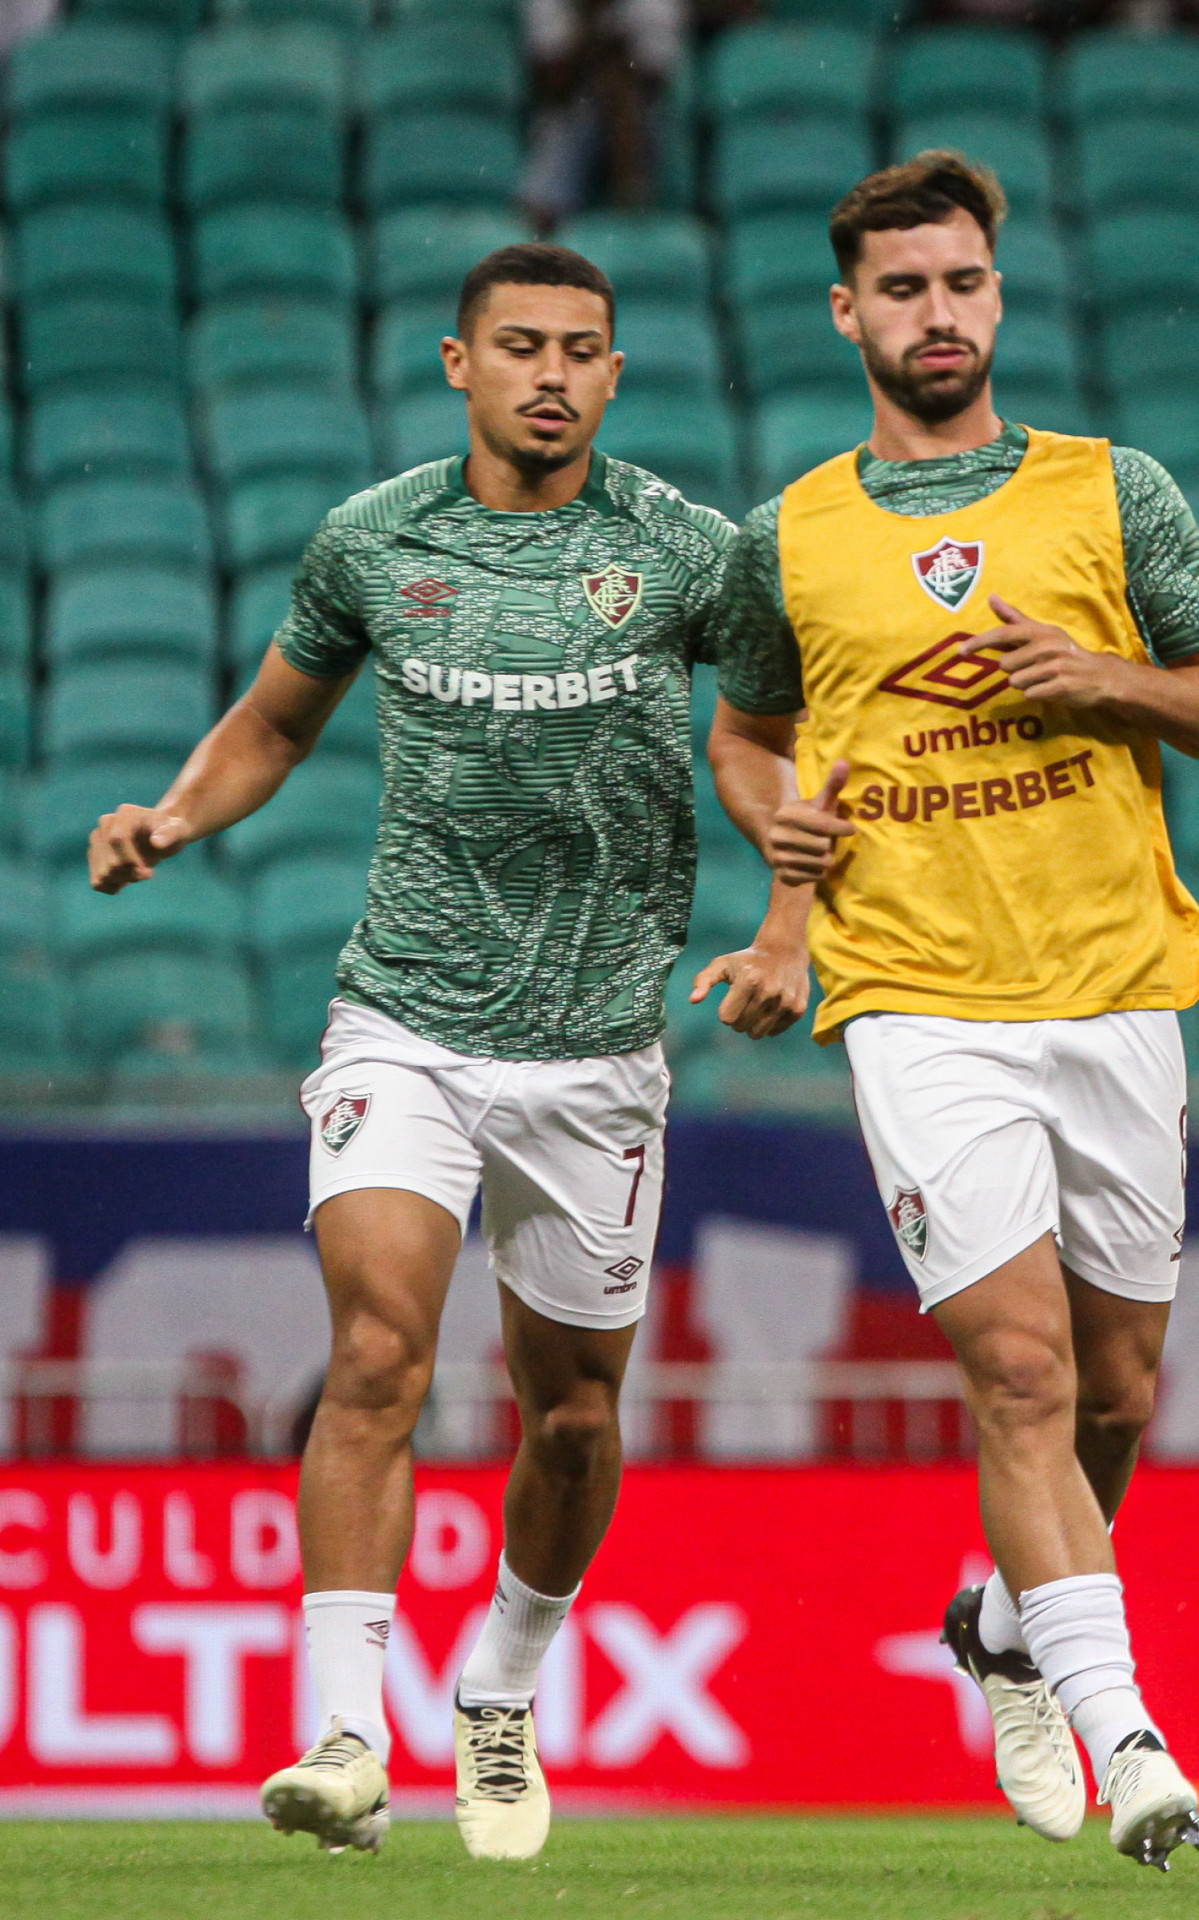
[463,441,593,513]
[865,384,1003,464]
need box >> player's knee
[528,1390,618,1480]
[326,1305,435,1423]
[1076,1369,1158,1448]
[965,1329,1075,1434]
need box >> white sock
[457,1554,580,1708]
[978,1570,1027,1657]
[1018,1573,1161,1783]
[303,1588,395,1763]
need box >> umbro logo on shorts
[319,1093,371,1155]
[888,1186,928,1261]
[604,1256,644,1293]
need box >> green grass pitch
[4,1816,1198,1920]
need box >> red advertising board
[0,1463,1194,1814]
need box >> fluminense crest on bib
[912,537,983,612]
[319,1092,371,1155]
[888,1186,928,1261]
[582,563,643,630]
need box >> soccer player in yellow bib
[703,152,1199,1868]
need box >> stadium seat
[228,565,295,674]
[892,115,1054,215]
[0,857,48,953]
[14,205,176,304]
[201,387,372,487]
[248,854,369,1060]
[556,214,711,307]
[1062,32,1199,123]
[26,388,192,490]
[71,953,259,1061]
[712,120,872,218]
[4,22,175,115]
[0,770,19,853]
[992,219,1071,314]
[370,207,529,305]
[998,389,1094,437]
[6,109,168,212]
[215,0,371,32]
[0,407,11,482]
[887,28,1047,120]
[0,957,67,1075]
[180,25,348,114]
[0,577,31,674]
[0,488,28,574]
[189,301,357,393]
[73,0,203,29]
[762,0,905,25]
[190,206,357,305]
[1072,120,1199,217]
[183,107,345,212]
[42,661,213,763]
[20,296,182,397]
[55,854,243,963]
[689,846,772,949]
[223,758,381,870]
[597,399,742,515]
[39,478,212,574]
[1101,308,1199,398]
[220,472,365,570]
[24,756,182,867]
[0,674,31,770]
[611,303,725,397]
[725,211,837,306]
[1087,213,1199,311]
[360,22,522,117]
[379,389,469,471]
[992,312,1081,400]
[372,303,456,400]
[45,569,219,668]
[361,111,522,212]
[703,25,874,123]
[751,391,874,498]
[736,298,861,399]
[1112,396,1199,476]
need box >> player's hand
[766,760,856,887]
[689,942,810,1039]
[88,806,191,894]
[959,596,1128,708]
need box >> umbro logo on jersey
[400,577,460,617]
[880,633,1009,711]
[318,1093,371,1155]
[911,537,983,611]
[604,1256,644,1294]
[582,563,643,630]
[888,1187,928,1261]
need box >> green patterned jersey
[717,422,1199,714]
[274,452,736,1060]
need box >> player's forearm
[708,715,799,859]
[1093,657,1199,758]
[752,875,815,955]
[155,699,310,843]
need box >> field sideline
[4,1816,1198,1920]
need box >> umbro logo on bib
[912,537,983,611]
[582,563,643,630]
[319,1093,371,1155]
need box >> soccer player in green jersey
[88,244,806,1860]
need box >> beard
[860,330,994,426]
[478,411,586,478]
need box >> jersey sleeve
[714,497,805,713]
[1111,446,1199,666]
[672,498,738,666]
[273,519,372,679]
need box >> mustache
[905,331,979,367]
[517,397,580,420]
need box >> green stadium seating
[0,406,11,480]
[689,846,772,948]
[14,205,176,303]
[258,952,341,1062]
[1087,213,1199,311]
[362,111,522,213]
[221,473,363,571]
[893,115,1054,214]
[0,578,31,674]
[73,0,203,30]
[45,569,218,669]
[5,23,175,114]
[224,759,381,870]
[190,300,357,394]
[56,856,242,960]
[379,389,469,471]
[612,303,724,397]
[762,0,903,26]
[20,296,182,397]
[27,388,192,490]
[0,857,48,950]
[71,953,259,1060]
[751,390,874,498]
[183,107,345,212]
[180,25,348,114]
[317,667,378,761]
[557,213,711,306]
[0,957,66,1074]
[1101,307,1199,398]
[1073,120,1199,216]
[380,0,515,20]
[712,121,873,219]
[228,565,295,673]
[40,478,212,574]
[370,207,529,305]
[360,23,521,117]
[1063,32,1199,124]
[597,399,742,515]
[1111,396,1199,476]
[6,110,168,212]
[201,387,372,487]
[998,389,1094,437]
[0,771,19,852]
[107,1036,278,1090]
[215,0,371,34]
[248,856,369,956]
[0,488,29,574]
[24,757,182,866]
[992,312,1081,399]
[42,661,213,763]
[737,298,860,399]
[190,206,357,305]
[372,303,454,400]
[888,29,1047,119]
[0,675,31,770]
[725,212,837,306]
[703,26,874,122]
[992,219,1071,313]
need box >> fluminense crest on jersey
[888,1186,928,1261]
[582,563,644,630]
[319,1093,371,1155]
[912,537,983,612]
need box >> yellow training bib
[776,429,1199,1040]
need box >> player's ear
[441,335,469,391]
[830,283,860,346]
[606,348,624,400]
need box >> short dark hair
[829,150,1008,278]
[456,243,616,339]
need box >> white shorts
[844,1009,1187,1312]
[300,1000,670,1330]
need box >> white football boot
[1099,1732,1199,1870]
[261,1720,390,1854]
[942,1585,1085,1842]
[454,1692,551,1861]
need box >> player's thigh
[314,1189,462,1373]
[500,1284,638,1422]
[844,1012,1058,1311]
[480,1044,670,1333]
[1051,1010,1186,1308]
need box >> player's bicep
[242,643,361,755]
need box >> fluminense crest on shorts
[912,537,983,612]
[582,563,644,630]
[888,1186,928,1262]
[319,1092,371,1155]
